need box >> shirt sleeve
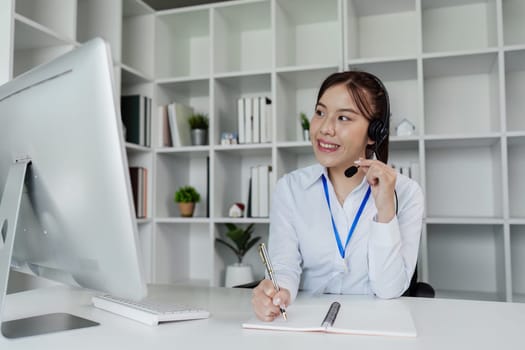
[368,180,425,298]
[267,176,302,303]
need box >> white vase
[225,263,253,288]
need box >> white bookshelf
[2,0,525,302]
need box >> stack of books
[237,97,272,144]
[158,102,194,147]
[121,94,152,147]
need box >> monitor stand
[0,159,99,339]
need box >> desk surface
[2,284,525,349]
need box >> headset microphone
[344,165,359,178]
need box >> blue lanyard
[321,175,371,259]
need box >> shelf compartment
[213,149,272,218]
[508,136,525,218]
[425,137,503,218]
[122,9,154,79]
[156,9,209,79]
[15,0,76,42]
[13,16,74,78]
[213,222,269,286]
[346,0,418,60]
[276,67,338,142]
[77,0,122,63]
[423,52,500,135]
[276,0,340,68]
[504,49,525,132]
[388,140,420,184]
[511,225,525,301]
[213,1,271,74]
[348,59,420,136]
[421,0,498,54]
[155,153,209,219]
[155,222,212,284]
[427,224,506,301]
[214,73,271,146]
[137,220,153,283]
[502,0,525,47]
[276,146,316,180]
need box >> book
[158,105,172,147]
[252,97,260,143]
[242,299,417,337]
[250,166,259,217]
[258,165,269,217]
[167,102,193,147]
[121,94,143,145]
[245,97,253,143]
[237,98,245,144]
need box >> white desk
[2,284,525,349]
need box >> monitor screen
[0,38,147,305]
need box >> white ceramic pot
[225,263,253,288]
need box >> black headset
[344,72,390,178]
[366,73,390,155]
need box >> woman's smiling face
[310,83,373,174]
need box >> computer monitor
[0,38,147,337]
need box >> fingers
[354,158,396,188]
[354,158,397,222]
[251,280,290,322]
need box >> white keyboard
[92,294,210,326]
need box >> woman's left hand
[355,158,397,223]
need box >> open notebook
[242,299,417,337]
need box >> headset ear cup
[368,119,384,144]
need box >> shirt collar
[301,164,368,192]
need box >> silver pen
[258,243,288,320]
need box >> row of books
[158,102,194,147]
[129,167,148,218]
[121,94,152,147]
[247,165,274,218]
[238,97,272,144]
[391,162,420,184]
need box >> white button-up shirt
[268,164,424,302]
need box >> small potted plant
[300,112,310,141]
[216,223,260,287]
[174,185,201,217]
[188,113,209,146]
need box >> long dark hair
[315,70,390,164]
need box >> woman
[252,71,424,322]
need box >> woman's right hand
[251,279,291,321]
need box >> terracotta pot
[178,202,195,217]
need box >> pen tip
[282,310,288,321]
